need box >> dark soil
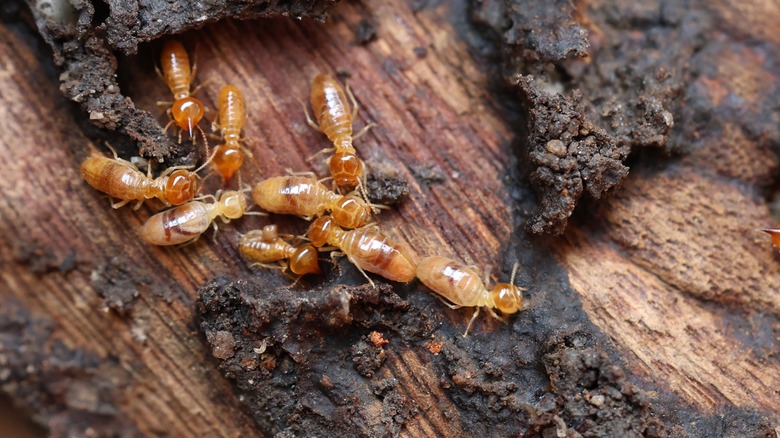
[0,300,140,438]
[197,251,665,436]
[471,0,683,235]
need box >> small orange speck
[368,331,389,347]
[427,340,444,355]
[762,228,780,249]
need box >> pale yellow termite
[307,216,415,285]
[140,190,249,245]
[416,256,524,336]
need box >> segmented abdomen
[141,202,211,245]
[252,176,328,217]
[239,231,293,263]
[219,85,244,143]
[416,256,487,307]
[341,228,415,282]
[80,156,149,201]
[310,74,352,147]
[161,41,192,100]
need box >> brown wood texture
[1,0,778,436]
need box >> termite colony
[79,40,527,336]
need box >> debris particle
[355,18,377,45]
[426,340,443,355]
[369,331,389,347]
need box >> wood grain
[1,1,513,435]
[1,0,779,435]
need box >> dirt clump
[197,276,432,436]
[0,299,138,437]
[515,75,630,235]
[471,0,684,235]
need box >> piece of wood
[1,0,778,436]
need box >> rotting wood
[0,0,779,436]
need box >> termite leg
[485,307,508,325]
[240,143,255,159]
[434,295,462,310]
[346,83,359,119]
[210,221,220,242]
[154,64,164,81]
[353,122,377,141]
[190,43,200,82]
[306,147,335,163]
[190,78,213,97]
[250,262,287,271]
[284,168,320,180]
[463,307,481,338]
[103,142,137,169]
[345,254,376,289]
[298,98,322,131]
[111,199,131,209]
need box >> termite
[80,145,200,209]
[416,256,525,337]
[307,216,415,285]
[212,84,250,185]
[239,224,322,276]
[762,228,780,249]
[141,190,250,245]
[252,175,379,229]
[159,40,208,146]
[304,74,375,193]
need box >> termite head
[165,170,199,205]
[308,216,336,247]
[489,262,524,314]
[212,144,244,185]
[261,224,278,242]
[330,151,364,187]
[332,196,372,229]
[219,191,247,219]
[489,284,524,314]
[289,244,322,276]
[762,228,780,249]
[171,97,205,138]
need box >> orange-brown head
[261,224,278,241]
[171,97,205,139]
[212,144,244,185]
[762,228,780,249]
[331,196,372,229]
[489,284,524,314]
[164,170,199,205]
[289,244,322,276]
[307,216,336,248]
[330,151,364,187]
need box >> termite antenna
[194,141,219,174]
[197,125,210,160]
[163,119,175,135]
[510,261,520,286]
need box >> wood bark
[0,0,778,436]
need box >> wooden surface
[1,0,779,436]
